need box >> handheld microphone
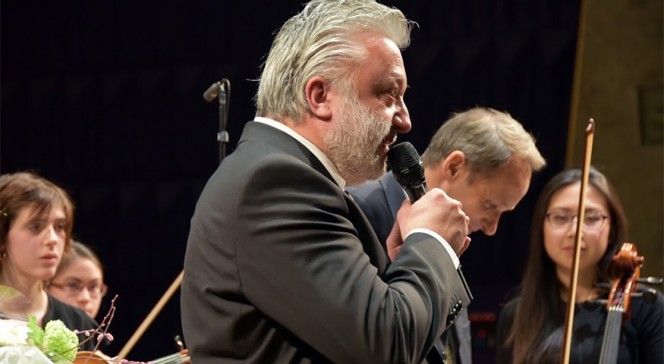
[387,142,427,201]
[388,141,474,302]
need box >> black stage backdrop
[1,1,579,362]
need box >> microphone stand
[116,78,233,360]
[203,78,232,163]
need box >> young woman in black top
[496,167,663,363]
[0,171,99,351]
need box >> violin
[73,350,113,363]
[597,242,642,363]
[149,334,191,364]
[73,349,190,364]
[74,335,191,364]
[149,348,190,364]
[596,242,662,364]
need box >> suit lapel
[344,192,388,272]
[380,172,407,219]
[241,121,388,273]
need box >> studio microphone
[387,141,427,201]
[203,82,221,102]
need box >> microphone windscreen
[387,142,425,188]
[203,82,220,102]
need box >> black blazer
[348,172,473,364]
[181,121,471,364]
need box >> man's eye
[383,90,397,102]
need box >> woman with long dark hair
[496,167,663,363]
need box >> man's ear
[442,151,467,179]
[304,76,332,120]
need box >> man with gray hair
[348,107,546,363]
[181,1,473,363]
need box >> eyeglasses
[49,281,108,298]
[545,210,609,231]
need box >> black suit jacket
[347,172,473,364]
[181,121,471,364]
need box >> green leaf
[26,315,45,349]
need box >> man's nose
[483,219,499,236]
[392,99,411,134]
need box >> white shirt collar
[253,117,346,189]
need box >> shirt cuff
[406,228,460,268]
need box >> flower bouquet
[0,294,150,364]
[0,317,77,364]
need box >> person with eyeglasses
[495,167,664,363]
[47,240,107,319]
[0,171,101,352]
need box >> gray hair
[255,0,414,122]
[422,107,546,174]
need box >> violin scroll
[597,242,663,363]
[605,243,642,319]
[608,242,644,278]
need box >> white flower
[0,319,30,346]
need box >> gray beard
[325,98,391,186]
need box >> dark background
[1,1,579,362]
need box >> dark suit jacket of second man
[348,171,473,364]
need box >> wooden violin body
[73,350,113,363]
[73,349,190,364]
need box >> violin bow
[116,271,184,360]
[560,119,595,364]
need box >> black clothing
[496,291,664,364]
[43,295,100,352]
